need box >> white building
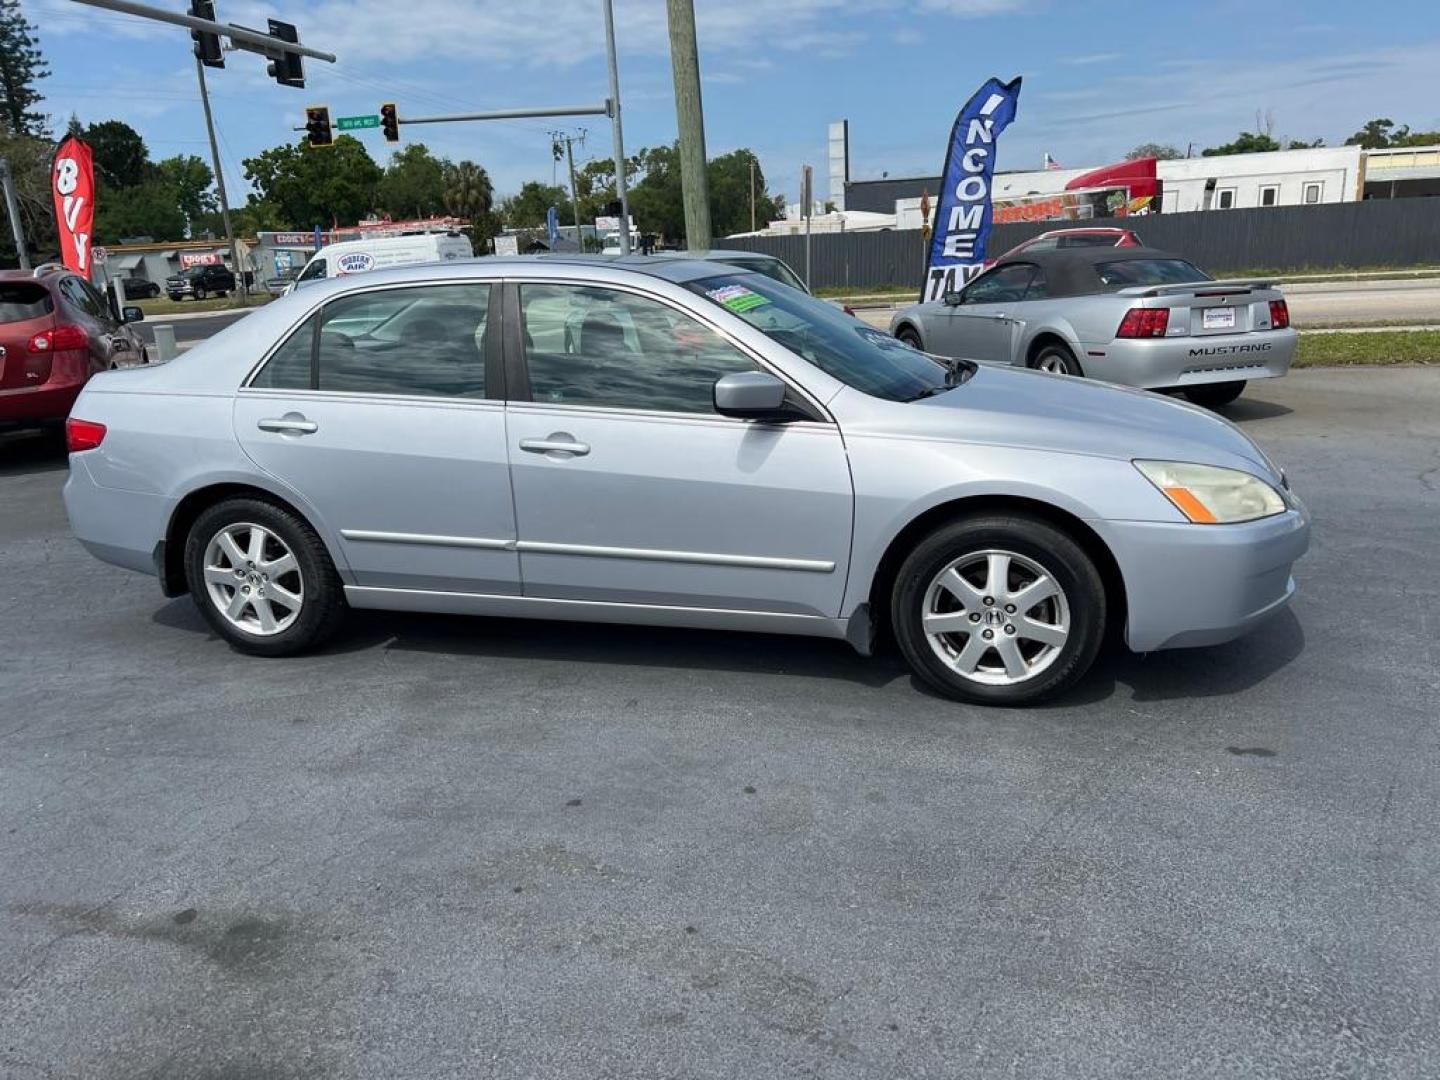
[1156,146,1363,212]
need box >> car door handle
[519,436,590,457]
[258,416,318,434]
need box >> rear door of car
[234,280,520,595]
[501,277,853,618]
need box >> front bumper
[1083,328,1297,390]
[1100,502,1311,652]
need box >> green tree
[83,119,150,188]
[242,135,382,228]
[502,180,572,228]
[154,154,216,229]
[626,144,683,239]
[1125,143,1183,161]
[378,143,448,219]
[0,0,48,137]
[623,143,780,242]
[1202,131,1282,156]
[93,179,187,243]
[0,127,56,263]
[192,195,285,239]
[1346,118,1440,148]
[441,159,492,219]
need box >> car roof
[1035,226,1131,237]
[992,246,1194,298]
[492,253,754,284]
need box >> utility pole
[195,57,245,299]
[666,0,710,250]
[749,157,756,233]
[0,158,30,270]
[602,0,631,255]
[553,131,586,251]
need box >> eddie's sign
[51,135,96,276]
[921,76,1022,303]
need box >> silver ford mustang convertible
[890,247,1297,409]
[64,256,1309,704]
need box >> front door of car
[503,280,853,618]
[939,263,1038,366]
[234,281,521,595]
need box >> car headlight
[1134,460,1286,524]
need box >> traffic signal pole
[195,56,243,299]
[64,0,336,62]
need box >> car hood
[839,365,1277,480]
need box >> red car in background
[987,226,1143,268]
[0,267,149,431]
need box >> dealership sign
[51,135,96,275]
[922,76,1023,303]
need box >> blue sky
[25,0,1440,207]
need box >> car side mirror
[122,305,145,323]
[942,290,964,307]
[714,371,792,420]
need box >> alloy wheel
[202,522,304,637]
[920,548,1070,686]
[1036,352,1074,375]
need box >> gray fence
[717,198,1440,291]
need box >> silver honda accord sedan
[63,256,1310,704]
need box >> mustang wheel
[1032,342,1082,376]
[892,514,1106,705]
[185,497,345,656]
[1184,380,1246,408]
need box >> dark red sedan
[0,267,149,431]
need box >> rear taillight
[29,325,89,352]
[66,418,107,452]
[1116,307,1170,338]
[1269,299,1290,329]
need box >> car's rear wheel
[891,514,1106,705]
[184,497,346,657]
[1184,380,1246,408]
[895,326,923,350]
[1032,342,1082,376]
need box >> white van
[290,232,473,291]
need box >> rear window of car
[1095,258,1208,289]
[0,282,54,323]
[728,257,807,292]
[1057,233,1122,249]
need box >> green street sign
[336,114,380,131]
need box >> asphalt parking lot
[2,366,1438,1079]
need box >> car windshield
[1095,258,1208,289]
[687,272,952,402]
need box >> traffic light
[266,19,305,88]
[189,0,224,68]
[380,103,400,143]
[305,106,332,148]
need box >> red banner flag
[52,136,96,275]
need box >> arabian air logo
[925,92,1007,303]
[336,252,375,274]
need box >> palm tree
[443,160,493,224]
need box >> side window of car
[298,258,326,282]
[964,264,1035,305]
[1026,237,1059,252]
[317,284,490,398]
[250,315,316,389]
[518,283,763,414]
[59,277,106,321]
[77,278,117,322]
[1023,268,1050,300]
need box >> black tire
[1183,380,1246,408]
[891,514,1106,706]
[184,497,346,657]
[1031,341,1083,376]
[193,286,207,301]
[217,290,228,298]
[895,326,924,351]
[146,283,160,298]
[168,294,183,302]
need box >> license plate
[1203,307,1236,330]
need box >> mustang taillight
[66,418,107,452]
[1116,307,1170,339]
[1269,299,1290,329]
[29,325,90,352]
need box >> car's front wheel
[184,497,346,657]
[1184,381,1246,408]
[193,286,207,301]
[895,326,923,351]
[891,514,1106,705]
